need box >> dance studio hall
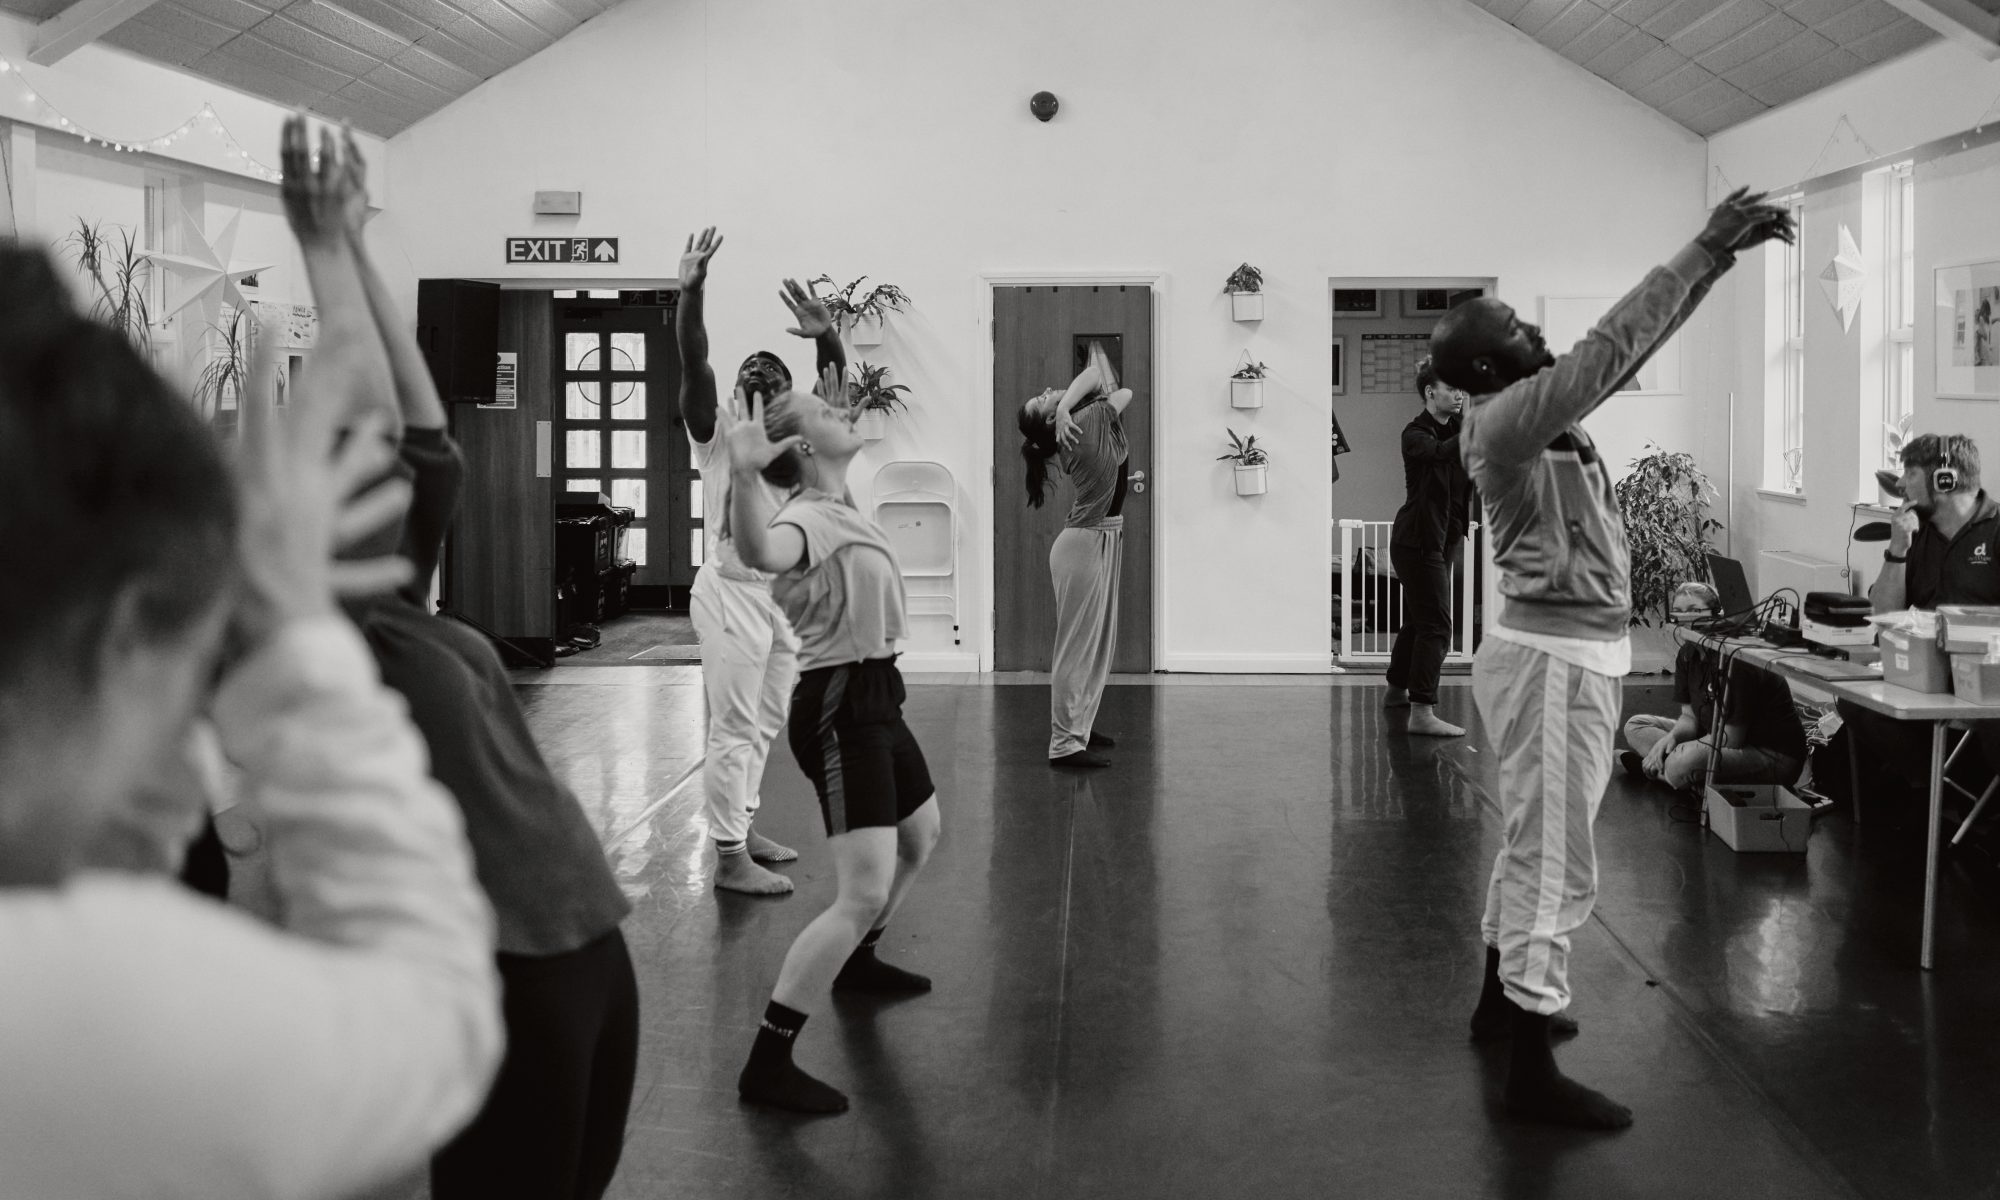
[7,1,2000,1198]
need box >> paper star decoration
[1819,223,1865,332]
[142,207,274,332]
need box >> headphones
[1935,465,1961,494]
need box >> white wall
[1709,38,2000,597]
[382,0,1713,671]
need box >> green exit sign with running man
[506,237,620,264]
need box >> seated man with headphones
[1845,433,2000,820]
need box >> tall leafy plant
[63,218,153,353]
[192,309,252,426]
[1614,442,1723,626]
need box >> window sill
[1757,488,1808,505]
[1853,501,1896,517]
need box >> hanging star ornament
[141,206,274,332]
[1819,223,1866,332]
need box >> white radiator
[1757,549,1852,602]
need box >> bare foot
[1408,706,1465,737]
[716,849,794,895]
[1384,686,1411,708]
[747,828,798,863]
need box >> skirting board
[898,651,981,673]
[1157,653,1338,674]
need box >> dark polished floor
[514,674,2000,1200]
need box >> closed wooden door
[992,284,1153,672]
[552,298,692,588]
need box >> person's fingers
[318,125,340,192]
[708,231,723,256]
[280,115,307,185]
[328,412,397,493]
[331,557,417,597]
[780,287,802,315]
[334,477,413,546]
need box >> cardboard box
[1882,625,1952,693]
[1952,654,2000,705]
[1704,784,1813,853]
[1939,605,2000,655]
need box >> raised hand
[815,362,852,418]
[279,116,350,249]
[338,125,371,240]
[680,227,723,291]
[1699,186,1795,255]
[1056,409,1082,451]
[718,385,802,475]
[782,277,836,340]
[232,323,414,650]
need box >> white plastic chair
[872,461,960,646]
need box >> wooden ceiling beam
[28,0,167,66]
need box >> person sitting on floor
[1620,639,1807,793]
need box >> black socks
[1051,749,1111,769]
[738,1001,848,1114]
[1088,730,1116,749]
[834,927,933,993]
[1504,1003,1632,1130]
[1470,946,1578,1041]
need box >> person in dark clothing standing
[1385,356,1473,737]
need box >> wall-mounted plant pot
[850,313,884,346]
[855,408,887,440]
[1229,377,1265,408]
[1233,464,1268,496]
[1230,291,1264,322]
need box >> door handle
[1128,468,1145,494]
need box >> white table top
[1671,627,2000,723]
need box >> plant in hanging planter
[809,274,911,345]
[191,309,252,428]
[1230,354,1268,409]
[1218,427,1270,496]
[1612,441,1724,626]
[1225,262,1265,321]
[1875,412,1914,499]
[63,218,154,353]
[844,360,911,440]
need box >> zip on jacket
[1462,241,1734,640]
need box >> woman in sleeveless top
[1017,341,1138,768]
[715,368,943,1115]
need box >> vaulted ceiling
[1465,0,1941,135]
[0,0,1978,140]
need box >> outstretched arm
[677,228,723,445]
[339,130,444,433]
[782,277,845,382]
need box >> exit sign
[506,237,620,264]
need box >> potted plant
[810,274,911,347]
[63,218,153,353]
[1225,262,1264,321]
[1218,427,1269,496]
[1230,354,1267,409]
[191,308,252,430]
[844,360,911,441]
[1613,442,1723,626]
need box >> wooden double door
[992,284,1154,673]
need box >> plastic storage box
[1882,624,1952,693]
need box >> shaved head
[1429,297,1553,396]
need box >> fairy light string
[0,56,282,182]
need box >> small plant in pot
[1612,441,1723,626]
[1218,427,1270,496]
[1225,262,1264,321]
[844,360,911,441]
[192,309,252,431]
[1230,354,1267,409]
[63,218,154,353]
[810,274,911,347]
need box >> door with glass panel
[554,297,692,592]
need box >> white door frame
[1327,275,1499,665]
[975,270,1171,674]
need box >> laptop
[1702,553,1759,634]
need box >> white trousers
[1048,518,1123,758]
[1473,636,1620,1015]
[691,570,800,845]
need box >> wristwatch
[1884,550,1908,563]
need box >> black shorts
[787,657,935,836]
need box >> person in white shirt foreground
[0,144,501,1196]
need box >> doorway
[991,284,1155,673]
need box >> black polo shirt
[1905,492,2000,608]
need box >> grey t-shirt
[770,492,908,671]
[1058,400,1129,528]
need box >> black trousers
[1385,541,1457,706]
[432,927,640,1200]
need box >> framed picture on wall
[1401,287,1485,318]
[1935,258,2000,399]
[1540,296,1681,394]
[1332,288,1382,318]
[1330,336,1346,395]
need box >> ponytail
[1018,400,1060,508]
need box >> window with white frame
[1881,162,1915,474]
[1764,194,1806,493]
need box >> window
[1882,163,1915,474]
[1764,194,1807,494]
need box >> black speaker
[417,279,500,404]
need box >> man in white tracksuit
[676,228,845,895]
[1431,189,1794,1130]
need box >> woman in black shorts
[718,366,942,1115]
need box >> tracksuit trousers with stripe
[1472,635,1621,1015]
